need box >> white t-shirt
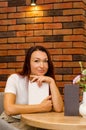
[5,73,28,105]
[5,73,49,119]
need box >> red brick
[0,7,16,13]
[0,69,15,74]
[16,43,34,49]
[34,43,53,49]
[0,19,16,25]
[8,50,25,56]
[8,25,25,31]
[0,87,5,92]
[53,29,72,35]
[8,37,25,43]
[26,11,43,17]
[63,62,79,67]
[17,31,33,37]
[0,44,17,50]
[54,42,72,48]
[63,49,84,54]
[35,17,53,23]
[44,23,62,29]
[0,63,7,68]
[44,0,62,3]
[73,68,81,74]
[63,0,82,2]
[54,2,72,9]
[34,30,52,36]
[0,38,7,43]
[54,16,72,22]
[55,75,62,81]
[26,24,43,30]
[49,49,62,55]
[0,51,8,56]
[73,2,84,8]
[26,37,43,42]
[8,62,23,68]
[53,55,72,61]
[17,6,30,12]
[73,29,84,34]
[0,81,6,87]
[63,75,74,81]
[16,56,25,61]
[0,26,7,31]
[16,68,22,72]
[36,0,44,4]
[0,14,7,19]
[58,81,71,88]
[73,15,85,21]
[64,35,84,41]
[73,42,84,48]
[0,2,8,7]
[40,4,53,10]
[63,9,84,15]
[8,12,25,18]
[53,62,62,67]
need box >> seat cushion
[0,118,19,130]
[0,92,4,114]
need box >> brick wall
[0,0,86,95]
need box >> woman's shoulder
[7,73,26,81]
[7,73,23,81]
[8,73,19,78]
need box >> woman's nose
[40,62,44,67]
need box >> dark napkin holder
[64,84,79,116]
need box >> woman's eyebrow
[33,57,48,60]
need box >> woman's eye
[34,60,39,62]
[34,59,48,63]
[44,60,48,63]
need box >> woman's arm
[49,78,64,112]
[4,93,52,116]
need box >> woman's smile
[37,69,46,75]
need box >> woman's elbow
[4,106,14,116]
[54,105,64,112]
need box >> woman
[2,46,63,130]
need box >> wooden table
[21,112,86,130]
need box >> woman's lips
[38,70,45,74]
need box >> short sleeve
[5,74,19,94]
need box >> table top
[21,112,86,130]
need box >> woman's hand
[30,75,53,86]
[40,95,53,112]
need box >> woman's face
[30,50,48,76]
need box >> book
[28,81,49,105]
